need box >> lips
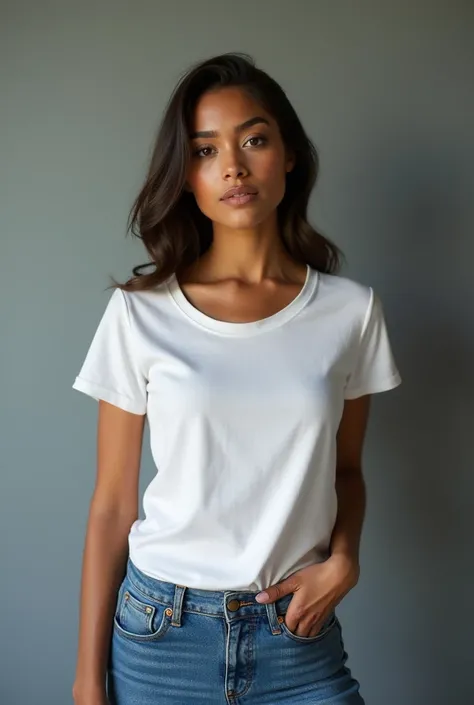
[221,185,259,200]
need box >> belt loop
[265,601,282,635]
[171,585,186,627]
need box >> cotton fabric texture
[73,265,401,591]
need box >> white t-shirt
[73,265,401,591]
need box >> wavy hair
[113,52,344,291]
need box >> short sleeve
[344,288,402,399]
[72,289,148,415]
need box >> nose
[222,149,249,180]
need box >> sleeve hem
[344,371,402,399]
[72,377,147,415]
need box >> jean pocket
[279,610,338,644]
[113,578,173,642]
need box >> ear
[285,150,296,173]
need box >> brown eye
[194,146,215,158]
[244,136,267,148]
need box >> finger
[290,611,323,638]
[308,610,332,637]
[285,609,314,637]
[308,621,323,638]
[296,616,320,638]
[297,615,321,637]
[255,577,296,604]
[284,602,306,634]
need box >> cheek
[254,152,287,198]
[188,167,216,207]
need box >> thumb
[255,577,296,604]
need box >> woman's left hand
[255,554,360,638]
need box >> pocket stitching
[279,612,337,643]
[114,587,171,642]
[113,614,171,642]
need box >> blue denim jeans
[108,558,364,704]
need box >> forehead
[190,86,274,130]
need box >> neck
[193,214,299,284]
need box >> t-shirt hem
[343,371,402,399]
[72,377,146,415]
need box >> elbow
[88,493,138,528]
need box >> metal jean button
[227,599,240,611]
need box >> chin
[225,216,263,230]
[217,209,273,231]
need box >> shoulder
[113,278,171,318]
[316,271,374,319]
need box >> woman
[72,53,401,705]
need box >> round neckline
[165,264,318,336]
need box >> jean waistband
[125,558,293,633]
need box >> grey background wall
[2,1,473,703]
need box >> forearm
[73,503,134,698]
[329,470,366,566]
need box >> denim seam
[113,612,171,642]
[126,574,294,624]
[232,617,256,699]
[126,575,224,616]
[126,575,173,606]
[184,608,224,618]
[279,611,337,644]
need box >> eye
[244,135,267,148]
[193,145,215,158]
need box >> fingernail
[255,592,269,603]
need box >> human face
[186,86,294,231]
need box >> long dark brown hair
[112,52,344,291]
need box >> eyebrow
[189,116,270,140]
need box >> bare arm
[72,400,146,704]
[330,395,371,568]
